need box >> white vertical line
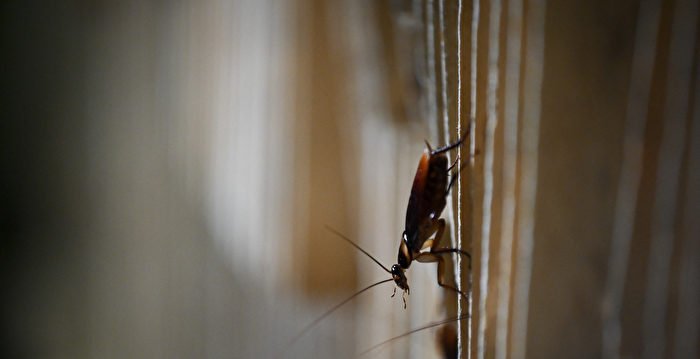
[477,0,501,358]
[600,0,662,357]
[426,0,438,140]
[510,1,545,358]
[642,0,698,357]
[439,0,449,141]
[673,43,700,359]
[470,0,480,157]
[495,0,522,358]
[438,3,457,358]
[456,0,465,357]
[467,1,480,358]
[263,0,290,295]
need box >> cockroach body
[392,130,471,301]
[287,130,472,354]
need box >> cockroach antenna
[285,277,394,351]
[324,225,392,275]
[356,313,470,357]
[284,226,398,353]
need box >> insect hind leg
[414,219,471,299]
[429,219,472,266]
[447,154,460,171]
[446,152,475,195]
[414,251,469,300]
[430,129,470,156]
[433,247,472,269]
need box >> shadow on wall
[1,0,422,358]
[3,1,700,359]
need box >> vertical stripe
[477,0,501,358]
[673,43,700,359]
[439,0,450,138]
[427,0,439,139]
[510,1,546,358]
[495,0,522,358]
[467,2,480,358]
[642,0,698,358]
[600,0,662,357]
[456,0,466,357]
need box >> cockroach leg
[430,131,467,156]
[447,154,460,171]
[414,251,468,300]
[446,162,465,194]
[429,220,472,268]
[414,219,470,299]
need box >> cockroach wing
[403,152,449,250]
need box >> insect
[287,130,471,353]
[392,129,471,304]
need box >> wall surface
[1,1,698,359]
[427,1,700,358]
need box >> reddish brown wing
[404,152,449,250]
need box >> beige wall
[2,1,698,359]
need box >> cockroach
[287,130,471,354]
[392,129,471,303]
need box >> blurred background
[1,0,699,359]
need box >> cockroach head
[391,264,409,291]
